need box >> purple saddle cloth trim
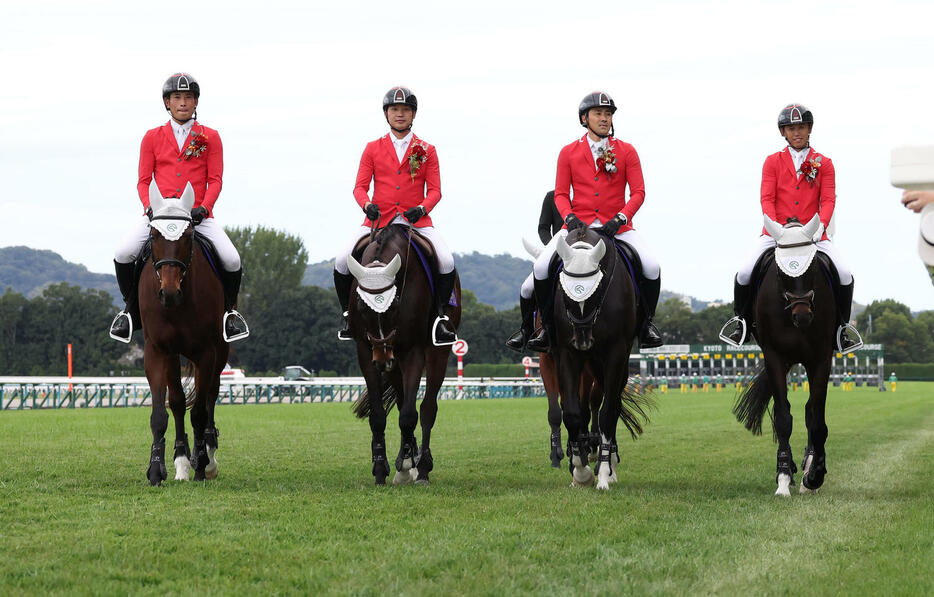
[403,229,458,308]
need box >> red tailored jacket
[760,147,834,240]
[353,133,441,228]
[137,121,223,217]
[554,135,645,232]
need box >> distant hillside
[0,246,120,303]
[304,252,534,311]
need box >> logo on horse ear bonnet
[148,198,191,241]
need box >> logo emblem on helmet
[790,107,802,122]
[599,93,610,106]
[393,89,405,102]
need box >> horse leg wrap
[173,435,190,460]
[147,438,167,486]
[567,440,589,473]
[417,447,433,474]
[192,436,208,479]
[776,449,798,483]
[594,442,613,475]
[550,429,564,467]
[395,439,419,472]
[371,439,390,481]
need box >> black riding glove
[565,213,585,231]
[403,205,426,224]
[146,207,153,221]
[598,213,628,236]
[190,206,208,225]
[365,203,380,221]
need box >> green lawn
[1,383,932,596]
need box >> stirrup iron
[718,316,746,347]
[223,310,250,342]
[836,323,863,352]
[109,311,132,343]
[431,315,456,347]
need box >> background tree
[226,225,309,315]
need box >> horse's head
[148,183,195,308]
[763,214,821,329]
[347,250,403,372]
[556,228,608,351]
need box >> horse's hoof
[596,478,610,491]
[147,464,166,487]
[204,465,218,480]
[375,477,387,486]
[392,469,416,485]
[774,473,792,497]
[571,465,595,487]
[799,483,818,494]
[550,458,562,469]
[174,456,191,481]
[415,476,430,486]
[194,469,206,482]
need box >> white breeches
[115,215,241,272]
[532,225,661,281]
[333,216,455,275]
[736,235,852,286]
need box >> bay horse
[347,224,461,485]
[733,215,837,496]
[140,183,227,486]
[551,227,654,489]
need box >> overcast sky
[3,1,934,310]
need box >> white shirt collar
[170,119,196,152]
[390,131,414,162]
[788,145,811,172]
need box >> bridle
[150,215,194,284]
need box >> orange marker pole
[67,343,73,392]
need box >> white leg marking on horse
[204,446,218,480]
[609,451,620,484]
[571,464,594,487]
[799,454,817,494]
[775,473,792,497]
[392,457,416,485]
[596,441,612,490]
[174,455,191,481]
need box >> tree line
[0,226,931,376]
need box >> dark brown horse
[551,227,653,489]
[733,215,836,495]
[140,187,227,486]
[347,224,461,485]
[539,346,603,468]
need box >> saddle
[352,225,457,307]
[745,248,841,338]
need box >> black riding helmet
[578,91,616,126]
[163,73,200,100]
[383,86,417,112]
[777,103,813,132]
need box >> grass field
[1,383,932,596]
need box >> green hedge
[886,362,934,381]
[463,363,526,378]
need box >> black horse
[346,225,461,485]
[733,215,837,495]
[551,227,653,489]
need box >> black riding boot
[526,277,554,353]
[334,270,354,341]
[836,280,861,351]
[724,277,753,345]
[432,271,458,346]
[505,296,536,352]
[109,260,136,343]
[220,269,249,342]
[638,276,664,349]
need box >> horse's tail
[352,374,399,419]
[732,365,773,436]
[617,381,657,439]
[184,362,197,409]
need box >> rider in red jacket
[333,87,457,346]
[720,104,861,351]
[110,73,248,343]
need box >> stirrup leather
[836,323,863,352]
[718,316,747,347]
[109,311,132,343]
[223,310,250,342]
[431,315,456,347]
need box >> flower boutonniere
[799,154,821,186]
[600,144,617,174]
[184,129,208,160]
[407,141,429,181]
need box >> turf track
[0,383,932,596]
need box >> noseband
[783,290,815,312]
[150,216,194,283]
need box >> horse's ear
[149,182,164,214]
[180,182,195,211]
[802,214,821,239]
[522,236,544,259]
[592,238,606,262]
[763,214,784,240]
[555,234,572,261]
[346,255,366,280]
[385,254,402,277]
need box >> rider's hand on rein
[190,206,208,225]
[565,213,585,231]
[403,205,426,224]
[365,203,380,221]
[598,213,627,236]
